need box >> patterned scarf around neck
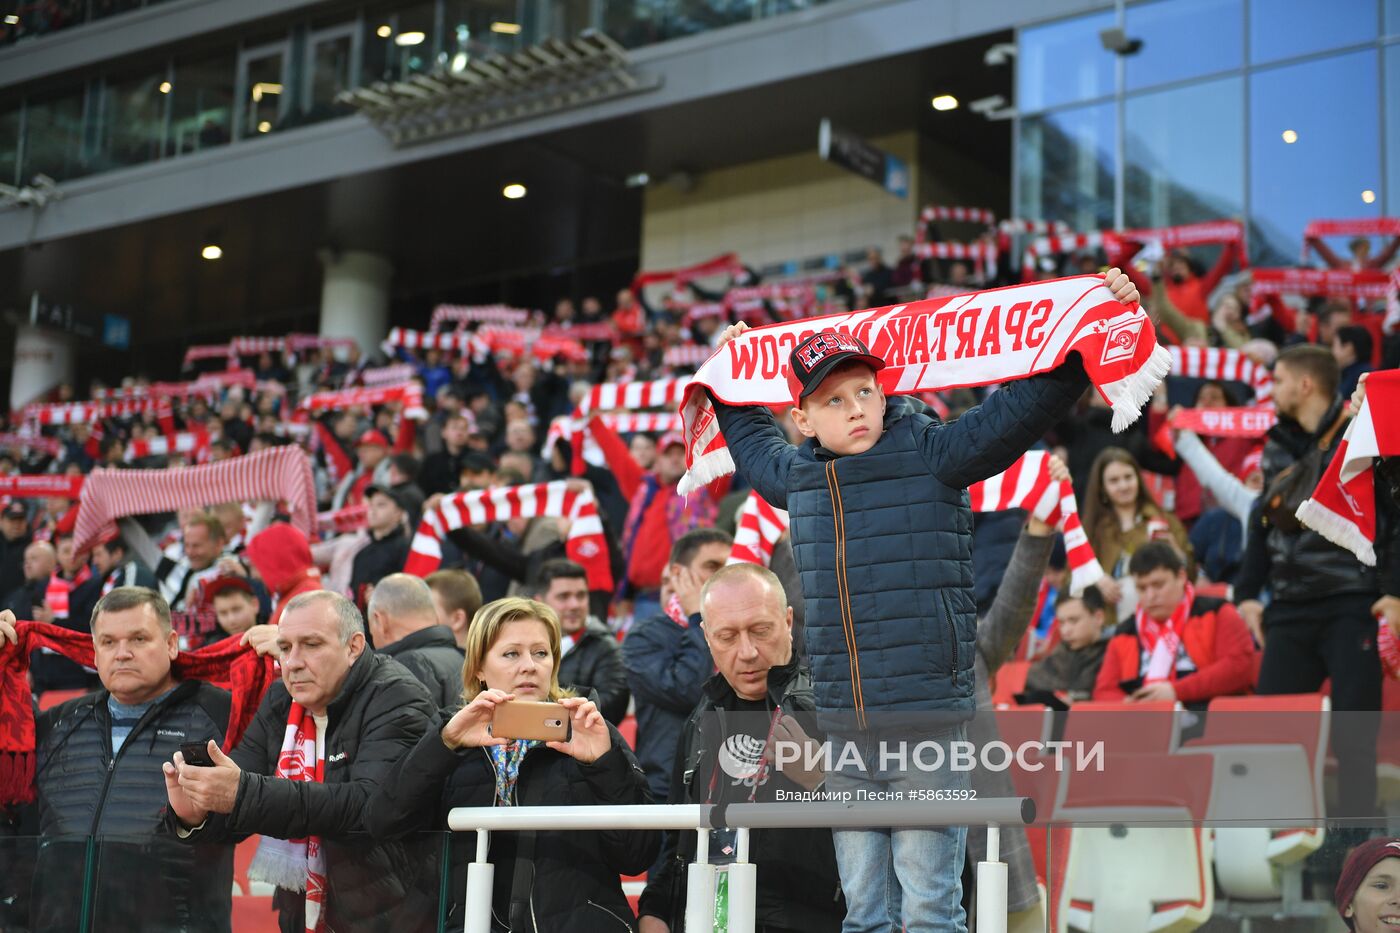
[489,739,540,805]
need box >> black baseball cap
[366,483,424,518]
[1,501,26,520]
[786,330,885,405]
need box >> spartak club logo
[1100,316,1144,365]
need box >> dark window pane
[0,105,19,186]
[1125,77,1244,229]
[1017,101,1116,232]
[1249,0,1376,65]
[1249,50,1380,265]
[1018,11,1115,113]
[303,28,356,124]
[23,88,89,182]
[241,48,288,138]
[1125,0,1243,91]
[95,68,166,172]
[168,54,234,156]
[363,2,438,83]
[444,0,527,62]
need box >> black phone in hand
[180,741,216,767]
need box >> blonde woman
[365,597,657,932]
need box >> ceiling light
[450,52,468,71]
[1282,129,1298,144]
[250,82,282,103]
[394,30,426,46]
[3,14,18,24]
[931,94,959,111]
[158,81,172,94]
[624,172,650,188]
[376,24,392,38]
[201,245,222,260]
[1362,189,1377,204]
[502,183,526,199]
[491,21,522,35]
[257,121,271,133]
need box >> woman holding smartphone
[365,596,658,932]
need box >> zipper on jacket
[88,689,186,837]
[824,460,866,728]
[586,899,635,932]
[946,614,958,677]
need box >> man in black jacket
[623,527,732,801]
[0,500,32,598]
[0,588,234,932]
[638,563,843,933]
[535,558,629,724]
[1236,345,1400,817]
[165,590,436,932]
[367,572,465,707]
[419,413,475,496]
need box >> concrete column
[11,324,74,409]
[318,250,392,360]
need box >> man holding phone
[164,590,436,933]
[0,587,235,931]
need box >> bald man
[367,573,465,708]
[6,541,90,693]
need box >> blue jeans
[825,724,970,933]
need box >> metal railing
[448,796,1035,933]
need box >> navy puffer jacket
[714,359,1088,718]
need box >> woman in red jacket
[1094,541,1258,708]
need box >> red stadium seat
[230,896,279,932]
[992,660,1031,707]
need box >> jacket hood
[246,523,318,595]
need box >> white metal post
[464,828,493,933]
[976,823,1008,933]
[685,827,716,933]
[728,827,757,933]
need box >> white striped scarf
[543,412,682,469]
[430,304,532,329]
[920,205,997,226]
[663,345,716,369]
[574,378,688,417]
[726,451,1104,594]
[1167,345,1273,401]
[126,431,210,461]
[72,446,316,555]
[297,383,427,420]
[1020,231,1103,279]
[403,482,612,591]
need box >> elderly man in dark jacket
[622,527,732,800]
[639,563,844,933]
[367,572,466,707]
[165,590,435,933]
[0,589,233,932]
[1236,345,1400,818]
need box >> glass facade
[0,0,840,186]
[1018,0,1398,266]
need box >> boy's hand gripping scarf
[678,275,1170,494]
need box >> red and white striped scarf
[728,451,1105,594]
[44,574,71,621]
[1168,346,1274,402]
[72,446,316,555]
[680,276,1169,493]
[247,702,328,932]
[297,383,427,420]
[1104,219,1248,265]
[1302,218,1400,262]
[384,328,489,360]
[543,413,682,472]
[126,431,211,461]
[317,504,368,536]
[1020,232,1103,279]
[1136,582,1195,684]
[920,205,996,226]
[404,482,613,591]
[0,475,84,498]
[1296,369,1400,567]
[1167,405,1278,437]
[575,378,688,417]
[358,363,417,387]
[430,304,532,329]
[663,345,717,369]
[727,493,790,568]
[0,434,63,457]
[1250,267,1392,305]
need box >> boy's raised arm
[712,398,795,510]
[919,355,1090,489]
